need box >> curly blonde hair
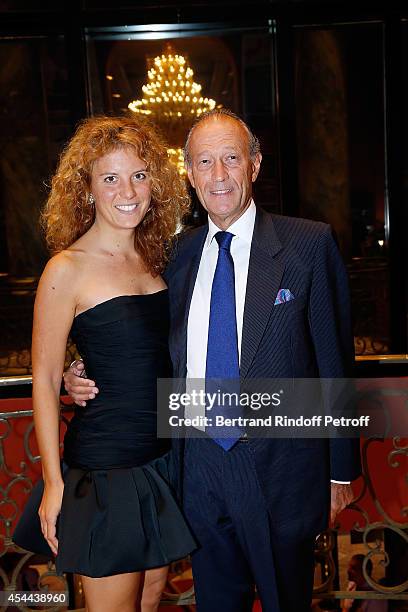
[42,115,190,274]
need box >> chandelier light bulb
[128,50,219,173]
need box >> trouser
[182,437,316,612]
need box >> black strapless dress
[13,291,196,577]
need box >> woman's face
[90,146,152,231]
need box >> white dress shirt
[187,200,256,377]
[185,200,348,484]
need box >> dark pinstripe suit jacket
[165,207,361,516]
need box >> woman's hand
[38,481,64,556]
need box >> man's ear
[251,153,262,182]
[187,165,196,189]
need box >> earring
[88,194,95,205]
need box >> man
[342,555,388,611]
[65,109,361,611]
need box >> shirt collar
[205,199,256,249]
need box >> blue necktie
[205,231,242,450]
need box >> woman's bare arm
[32,252,77,553]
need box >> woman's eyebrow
[98,167,147,175]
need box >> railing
[0,375,407,610]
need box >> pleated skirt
[13,456,196,578]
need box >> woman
[13,115,196,612]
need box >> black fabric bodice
[63,290,172,470]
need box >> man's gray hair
[183,108,261,167]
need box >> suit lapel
[240,209,284,378]
[172,226,208,376]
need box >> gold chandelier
[128,51,218,174]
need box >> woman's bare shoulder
[39,250,82,293]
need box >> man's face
[186,116,262,229]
